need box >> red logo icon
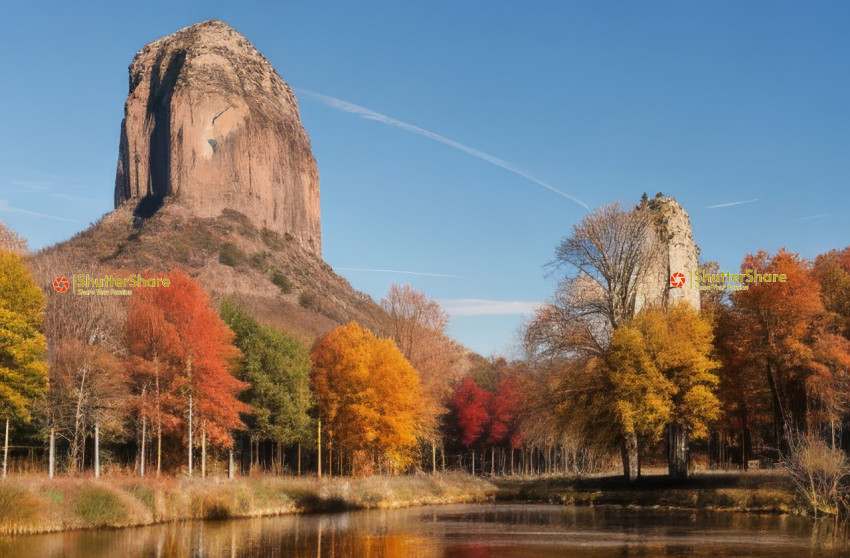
[670,272,686,288]
[53,277,70,293]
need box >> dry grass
[494,470,799,514]
[0,473,496,536]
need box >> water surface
[1,504,844,557]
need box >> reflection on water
[0,504,845,557]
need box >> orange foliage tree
[733,249,850,447]
[311,322,423,474]
[126,271,248,475]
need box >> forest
[1,201,849,519]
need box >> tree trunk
[188,393,194,476]
[471,450,475,476]
[431,440,436,475]
[140,410,146,478]
[229,448,234,480]
[94,422,100,478]
[201,425,207,479]
[297,442,302,476]
[155,362,162,477]
[317,419,322,479]
[667,422,689,479]
[2,418,8,479]
[491,447,495,476]
[49,426,55,479]
[621,432,638,482]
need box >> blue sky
[1,2,848,355]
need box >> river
[0,504,844,557]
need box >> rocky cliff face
[636,195,701,312]
[114,20,321,256]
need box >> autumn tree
[381,284,467,472]
[221,302,313,473]
[733,249,830,446]
[126,271,248,475]
[632,304,720,478]
[311,322,423,474]
[0,250,48,477]
[51,338,127,475]
[526,202,663,479]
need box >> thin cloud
[439,298,542,316]
[0,200,81,223]
[9,180,53,191]
[297,89,589,210]
[705,198,759,209]
[791,213,829,222]
[51,192,100,203]
[335,267,462,278]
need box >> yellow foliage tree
[0,250,48,477]
[630,303,720,478]
[311,322,423,473]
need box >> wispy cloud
[791,213,829,222]
[705,198,759,209]
[438,298,542,316]
[50,192,100,203]
[335,267,462,278]
[298,89,589,210]
[9,180,54,192]
[0,200,81,223]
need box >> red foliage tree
[488,376,522,449]
[453,377,491,447]
[126,271,248,473]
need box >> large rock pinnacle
[636,195,701,312]
[114,20,321,256]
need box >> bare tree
[526,202,661,481]
[550,202,660,331]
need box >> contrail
[705,198,759,209]
[791,213,829,222]
[297,89,589,210]
[0,200,80,223]
[335,267,462,278]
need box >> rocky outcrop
[114,20,321,256]
[636,195,701,311]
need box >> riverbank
[0,470,804,536]
[0,473,496,536]
[494,470,800,514]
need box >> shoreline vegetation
[0,470,803,537]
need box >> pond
[1,504,844,557]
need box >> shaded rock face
[114,20,321,256]
[636,196,701,312]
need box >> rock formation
[114,20,321,256]
[636,194,701,312]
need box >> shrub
[271,270,292,293]
[784,432,849,518]
[299,291,318,309]
[219,243,244,267]
[74,486,127,527]
[250,251,271,272]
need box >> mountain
[31,20,386,344]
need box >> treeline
[2,202,849,495]
[522,197,850,491]
[1,246,540,478]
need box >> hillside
[31,201,390,345]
